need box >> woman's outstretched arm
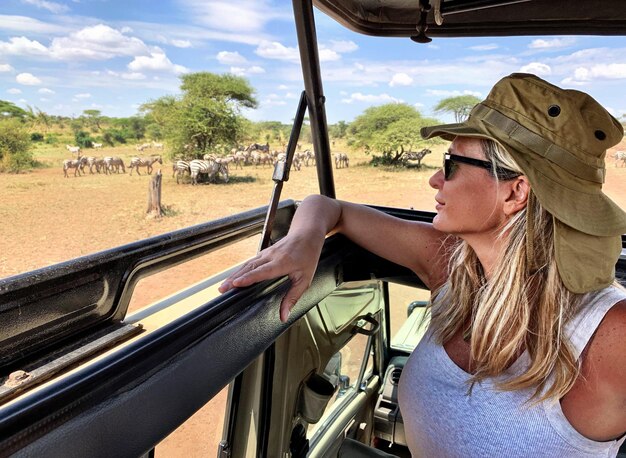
[219,194,450,321]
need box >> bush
[0,118,34,172]
[30,132,44,142]
[45,133,58,145]
[74,130,94,149]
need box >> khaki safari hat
[421,73,626,293]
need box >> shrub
[74,130,94,149]
[0,118,34,172]
[45,133,58,145]
[30,132,44,142]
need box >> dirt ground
[2,140,626,455]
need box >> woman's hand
[218,231,326,322]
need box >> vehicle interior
[1,0,626,457]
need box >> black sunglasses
[443,153,520,181]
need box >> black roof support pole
[292,0,336,198]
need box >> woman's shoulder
[584,296,626,399]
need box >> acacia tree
[141,72,257,157]
[434,95,481,123]
[83,109,103,130]
[349,103,439,165]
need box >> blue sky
[2,0,626,124]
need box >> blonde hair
[430,139,581,402]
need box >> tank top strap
[564,284,626,359]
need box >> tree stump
[146,169,164,219]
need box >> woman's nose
[429,169,444,189]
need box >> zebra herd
[62,155,162,178]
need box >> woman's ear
[503,176,530,216]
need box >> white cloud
[256,40,340,62]
[519,62,552,76]
[528,38,575,50]
[318,48,341,62]
[0,36,49,57]
[256,41,299,61]
[178,0,291,34]
[562,63,626,85]
[171,39,192,48]
[0,64,13,72]
[327,40,358,53]
[128,51,188,74]
[217,51,247,65]
[106,69,147,80]
[38,87,55,94]
[122,72,147,80]
[50,24,150,60]
[248,66,265,74]
[230,65,265,76]
[389,72,413,87]
[341,92,402,104]
[20,0,69,13]
[278,84,288,90]
[426,89,482,98]
[16,72,41,85]
[469,44,499,51]
[7,88,22,94]
[75,93,91,99]
[0,15,68,34]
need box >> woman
[219,74,626,456]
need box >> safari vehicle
[1,1,626,457]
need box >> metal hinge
[217,440,231,458]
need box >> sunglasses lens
[443,155,455,180]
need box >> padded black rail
[0,200,297,371]
[0,233,387,457]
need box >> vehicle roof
[313,0,626,38]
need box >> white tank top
[398,284,626,457]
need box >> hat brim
[421,123,626,236]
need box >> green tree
[434,95,481,123]
[0,118,34,172]
[141,72,257,157]
[329,120,349,139]
[83,109,103,130]
[0,100,30,121]
[35,108,52,133]
[349,103,439,165]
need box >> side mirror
[407,300,428,317]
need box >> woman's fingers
[279,275,310,322]
[218,255,268,292]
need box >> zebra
[302,149,315,167]
[84,156,101,174]
[103,156,126,174]
[189,159,229,185]
[614,151,626,167]
[245,142,270,153]
[63,157,87,177]
[129,155,162,176]
[172,160,190,184]
[334,152,349,169]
